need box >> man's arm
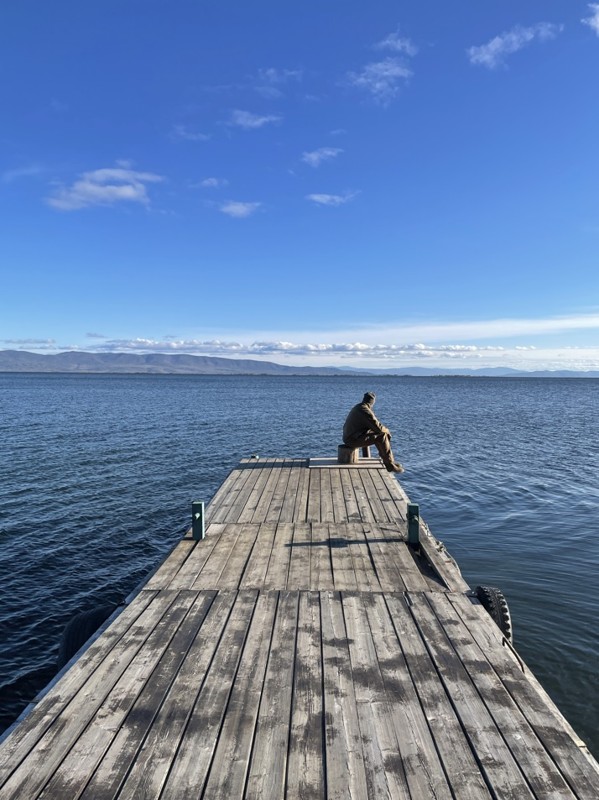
[363,406,390,436]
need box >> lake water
[0,373,597,757]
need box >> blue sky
[2,0,599,370]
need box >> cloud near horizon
[468,22,563,69]
[46,166,164,211]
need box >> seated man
[343,392,404,473]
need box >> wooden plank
[239,522,277,589]
[384,593,492,799]
[251,459,287,523]
[343,523,381,592]
[228,461,276,524]
[112,590,238,799]
[216,524,260,590]
[321,591,369,800]
[329,523,358,591]
[319,468,335,522]
[369,468,407,522]
[306,467,321,521]
[339,468,361,522]
[0,590,157,787]
[309,522,335,591]
[367,524,430,593]
[278,461,302,523]
[409,591,535,798]
[207,463,257,524]
[449,592,599,799]
[201,591,279,799]
[0,590,186,800]
[365,593,453,800]
[144,539,195,590]
[426,591,577,799]
[190,525,246,589]
[292,461,311,522]
[348,468,376,522]
[163,531,223,590]
[328,467,346,523]
[159,591,259,799]
[264,460,293,523]
[286,522,312,590]
[360,525,408,592]
[342,592,412,799]
[238,458,283,524]
[262,522,293,590]
[286,592,325,799]
[45,591,216,800]
[359,468,393,522]
[418,523,471,593]
[245,591,299,799]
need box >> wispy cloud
[582,3,599,35]
[229,109,282,129]
[347,57,413,104]
[86,332,107,339]
[2,338,56,345]
[200,177,229,188]
[306,191,358,207]
[170,124,210,142]
[3,164,44,183]
[375,27,418,56]
[219,201,262,218]
[46,166,164,211]
[254,67,302,98]
[467,22,564,69]
[301,147,343,167]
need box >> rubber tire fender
[474,585,512,642]
[56,604,118,670]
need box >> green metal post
[192,501,205,541]
[407,503,420,546]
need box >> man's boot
[385,461,404,473]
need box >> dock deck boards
[1,458,598,799]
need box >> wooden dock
[1,457,598,799]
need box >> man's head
[363,391,376,406]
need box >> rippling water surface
[1,374,597,756]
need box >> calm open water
[0,373,597,756]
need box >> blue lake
[1,373,597,756]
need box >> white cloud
[347,58,412,104]
[375,28,418,56]
[306,191,358,206]
[200,177,229,188]
[219,201,262,218]
[170,124,210,142]
[81,336,599,371]
[468,22,564,69]
[582,4,599,35]
[46,166,164,211]
[301,147,343,167]
[229,109,282,129]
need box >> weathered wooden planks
[2,457,599,799]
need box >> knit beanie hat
[363,392,376,404]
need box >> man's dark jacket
[343,402,388,444]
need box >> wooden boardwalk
[1,457,598,799]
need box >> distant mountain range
[0,350,598,377]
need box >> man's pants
[343,431,394,465]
